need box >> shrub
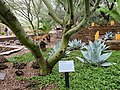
[1,32,5,35]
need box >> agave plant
[48,41,60,57]
[76,40,115,66]
[48,41,71,57]
[68,39,85,50]
[104,31,115,40]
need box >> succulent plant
[68,39,85,50]
[48,41,60,57]
[76,40,115,66]
[48,41,70,57]
[104,31,115,40]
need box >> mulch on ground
[0,53,58,90]
[0,36,61,90]
[0,54,39,90]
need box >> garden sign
[59,60,75,89]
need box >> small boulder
[15,40,21,45]
[0,63,8,70]
[15,70,24,76]
[0,73,6,80]
[0,56,8,63]
[13,62,27,69]
[31,62,40,69]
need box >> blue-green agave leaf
[76,57,85,63]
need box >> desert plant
[76,40,114,66]
[104,31,115,40]
[48,41,60,57]
[68,39,85,50]
[48,41,70,57]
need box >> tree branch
[5,0,30,20]
[42,0,63,25]
[48,34,69,67]
[85,0,90,17]
[91,0,100,13]
[68,0,74,20]
[74,0,81,14]
[57,0,67,11]
[63,0,74,33]
[65,0,100,36]
[47,0,101,67]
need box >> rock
[3,41,7,45]
[31,62,40,69]
[0,73,6,80]
[15,40,21,45]
[15,70,24,76]
[13,62,27,69]
[0,55,8,63]
[6,42,10,45]
[0,42,3,44]
[26,81,37,88]
[9,40,14,43]
[0,64,8,70]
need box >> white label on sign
[59,60,75,72]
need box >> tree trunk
[48,34,69,67]
[0,0,49,75]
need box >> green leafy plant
[68,39,85,50]
[98,0,120,22]
[98,17,108,26]
[1,32,5,35]
[104,31,115,40]
[14,50,120,89]
[76,40,115,66]
[38,20,53,34]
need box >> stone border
[0,45,24,55]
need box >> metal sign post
[59,60,75,89]
[65,72,69,88]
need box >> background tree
[0,0,100,75]
[5,0,45,35]
[98,0,120,22]
[90,0,116,21]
